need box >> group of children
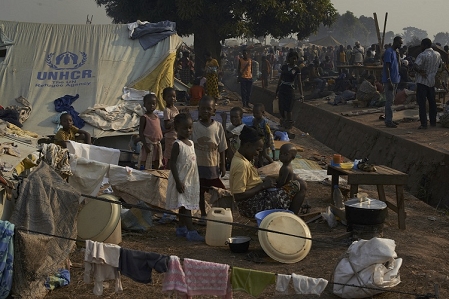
[54,87,299,243]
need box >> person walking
[381,36,403,128]
[413,38,442,129]
[238,49,253,108]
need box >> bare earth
[45,95,449,299]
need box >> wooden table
[327,164,408,229]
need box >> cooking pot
[225,236,251,253]
[344,197,387,226]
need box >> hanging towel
[183,258,231,298]
[162,256,187,295]
[119,248,168,283]
[291,273,328,295]
[231,266,275,297]
[84,240,122,296]
[0,221,14,299]
[275,274,291,295]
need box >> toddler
[277,143,303,208]
[54,113,91,148]
[220,106,244,168]
[188,77,205,106]
[163,87,179,168]
[252,103,275,167]
[139,94,163,170]
[192,96,227,222]
[165,113,204,241]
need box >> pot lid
[345,198,387,210]
[227,236,251,244]
[258,212,312,264]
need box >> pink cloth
[162,256,188,295]
[183,258,232,298]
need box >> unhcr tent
[0,21,182,138]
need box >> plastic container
[255,209,294,226]
[205,208,233,246]
[77,194,122,245]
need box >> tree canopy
[94,0,337,73]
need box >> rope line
[81,193,336,245]
[16,223,438,298]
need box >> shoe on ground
[186,230,205,242]
[176,226,188,237]
[418,125,427,129]
[385,122,397,128]
[392,121,399,125]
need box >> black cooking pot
[344,198,387,225]
[225,236,251,253]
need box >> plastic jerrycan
[205,208,233,246]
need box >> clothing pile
[0,96,32,128]
[84,240,328,297]
[127,20,177,50]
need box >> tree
[94,0,337,74]
[434,32,449,46]
[401,26,427,44]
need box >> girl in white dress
[165,113,204,241]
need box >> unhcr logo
[46,51,87,70]
[37,51,92,81]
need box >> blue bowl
[255,209,294,227]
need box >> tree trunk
[193,27,222,77]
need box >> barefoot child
[54,113,91,148]
[139,94,163,170]
[192,96,227,222]
[165,113,204,241]
[252,103,275,167]
[220,106,245,168]
[163,87,179,168]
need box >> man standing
[352,41,365,65]
[382,36,403,128]
[413,38,442,129]
[238,49,253,108]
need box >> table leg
[331,174,339,204]
[396,185,406,230]
[349,184,359,198]
[377,184,389,218]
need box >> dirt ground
[44,89,449,299]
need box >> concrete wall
[223,73,449,207]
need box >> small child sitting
[220,106,245,168]
[252,103,275,167]
[54,113,91,148]
[276,143,304,210]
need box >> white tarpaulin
[0,20,182,138]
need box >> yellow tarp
[131,52,177,110]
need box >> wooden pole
[373,13,382,50]
[381,12,388,49]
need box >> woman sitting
[229,126,307,218]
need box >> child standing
[139,94,163,170]
[165,113,204,241]
[220,106,245,169]
[163,87,179,168]
[188,77,205,106]
[252,103,275,167]
[192,96,227,222]
[54,113,91,148]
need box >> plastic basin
[255,209,294,226]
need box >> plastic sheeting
[0,20,182,138]
[333,238,402,298]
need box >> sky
[1,0,449,39]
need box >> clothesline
[81,193,331,245]
[16,227,438,299]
